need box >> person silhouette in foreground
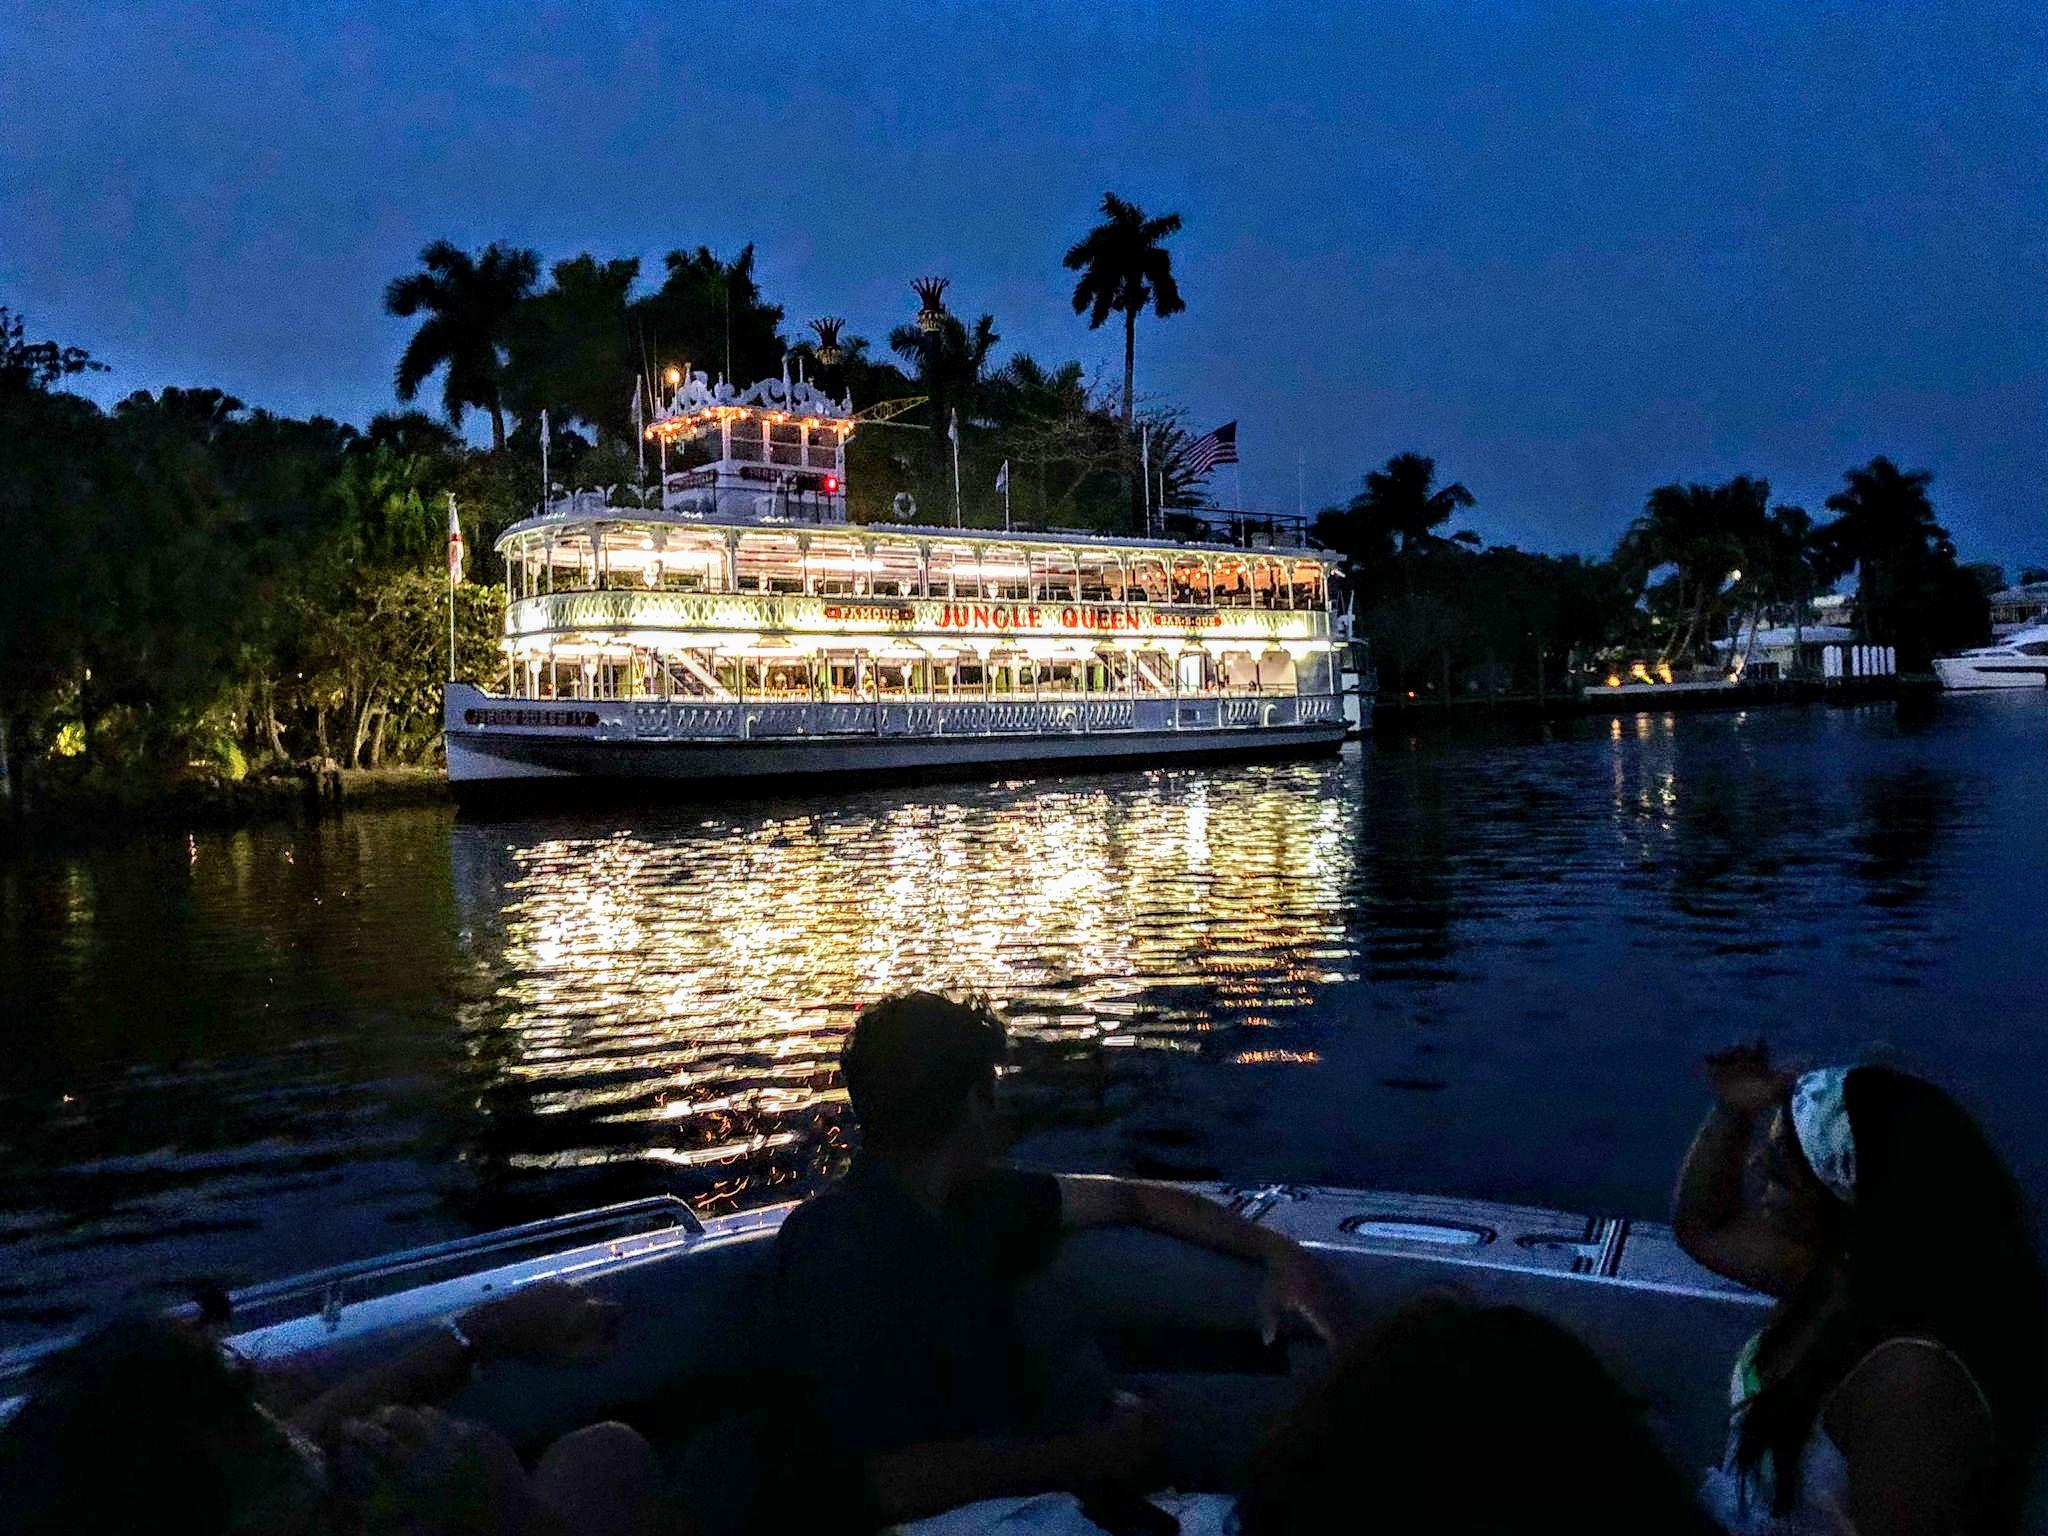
[893,1290,1721,1536]
[770,991,1349,1532]
[1676,1044,2046,1536]
[0,1283,659,1536]
[1228,1290,1720,1536]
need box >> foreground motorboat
[4,1182,2039,1521]
[0,1186,1758,1479]
[1934,623,2048,691]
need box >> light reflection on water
[3,695,2045,1348]
[447,765,1355,1207]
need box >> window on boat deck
[1293,562,1325,607]
[727,414,765,464]
[543,530,587,593]
[607,526,666,591]
[733,532,800,594]
[1128,647,1174,695]
[1170,557,1211,606]
[1027,548,1076,603]
[1078,550,1123,603]
[975,547,1030,601]
[1214,557,1254,608]
[797,536,854,596]
[524,536,545,600]
[871,542,922,599]
[2017,640,2048,656]
[656,533,725,592]
[1127,555,1171,605]
[767,420,804,467]
[926,543,973,599]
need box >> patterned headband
[1788,1066,1857,1203]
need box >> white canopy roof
[1710,624,1854,652]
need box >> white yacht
[1933,624,2048,691]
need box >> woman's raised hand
[1702,1039,1789,1116]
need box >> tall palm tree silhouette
[1062,194,1185,428]
[1810,458,1949,644]
[385,240,539,451]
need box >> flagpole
[634,382,646,493]
[446,493,459,683]
[950,410,962,528]
[540,409,551,514]
[1140,427,1151,536]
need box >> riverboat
[442,368,1352,793]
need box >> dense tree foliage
[1316,452,1990,700]
[0,201,2018,802]
[1,314,511,804]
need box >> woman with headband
[1674,1044,2045,1535]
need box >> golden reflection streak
[451,768,1355,1194]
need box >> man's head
[841,991,1006,1163]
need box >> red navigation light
[823,476,840,494]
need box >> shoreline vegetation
[2,193,2032,832]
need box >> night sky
[5,2,2042,566]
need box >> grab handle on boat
[1338,1214,1495,1248]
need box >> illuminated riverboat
[443,368,1352,791]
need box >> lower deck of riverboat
[443,684,1350,793]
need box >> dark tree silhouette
[1063,193,1186,427]
[385,241,539,451]
[1811,457,1984,662]
[1316,453,1478,599]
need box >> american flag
[1181,421,1239,480]
[446,494,464,586]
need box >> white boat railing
[465,690,1343,742]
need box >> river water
[2,694,2043,1348]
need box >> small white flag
[447,493,465,585]
[948,409,959,445]
[995,460,1009,493]
[540,408,549,442]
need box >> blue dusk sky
[3,1,2043,567]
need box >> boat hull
[442,684,1349,796]
[1934,655,2048,690]
[10,1182,2041,1521]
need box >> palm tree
[1617,477,1768,664]
[1727,504,1817,674]
[1063,194,1186,427]
[1322,453,1478,599]
[889,306,1000,477]
[1809,457,1948,647]
[385,240,539,451]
